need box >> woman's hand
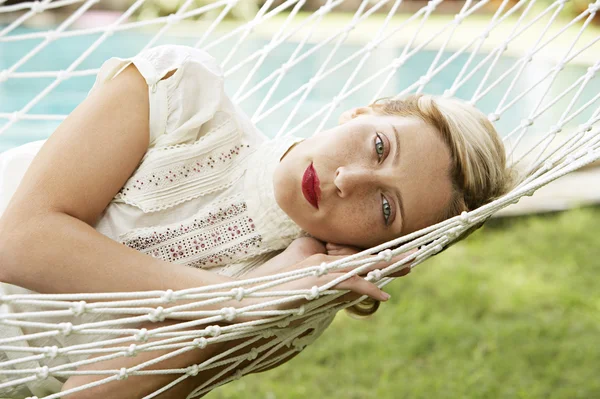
[245,237,415,312]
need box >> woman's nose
[334,166,373,197]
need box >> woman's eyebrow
[390,124,401,167]
[389,123,405,231]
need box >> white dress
[0,45,334,398]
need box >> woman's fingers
[325,273,389,302]
[334,248,417,275]
[325,242,360,256]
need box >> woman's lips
[302,163,321,209]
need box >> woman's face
[273,108,454,248]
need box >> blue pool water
[1,26,598,153]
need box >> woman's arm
[59,239,327,399]
[59,238,411,399]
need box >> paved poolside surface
[496,164,600,217]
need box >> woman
[0,45,513,398]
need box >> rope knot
[522,118,534,127]
[296,305,305,317]
[488,113,500,122]
[166,13,179,24]
[162,289,176,303]
[425,0,438,12]
[221,307,237,322]
[446,227,461,239]
[193,337,208,349]
[35,366,49,380]
[580,122,592,132]
[459,211,471,225]
[365,41,378,52]
[277,319,290,328]
[315,262,329,277]
[186,364,200,377]
[525,52,534,63]
[118,367,129,380]
[135,328,149,342]
[392,58,405,69]
[378,249,393,263]
[281,62,292,73]
[46,30,57,41]
[30,1,43,13]
[127,344,138,357]
[247,348,259,361]
[149,306,166,322]
[0,70,9,83]
[71,301,87,317]
[305,286,320,301]
[261,330,274,339]
[206,325,221,337]
[367,269,383,281]
[44,346,59,360]
[59,322,73,336]
[231,287,245,302]
[10,112,21,123]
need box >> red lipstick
[302,163,321,209]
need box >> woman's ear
[338,106,373,124]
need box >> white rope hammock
[1,0,599,397]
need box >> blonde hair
[346,93,517,318]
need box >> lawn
[208,206,600,399]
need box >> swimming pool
[1,25,598,153]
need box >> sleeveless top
[0,45,335,397]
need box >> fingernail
[380,292,390,301]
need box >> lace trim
[114,178,243,213]
[114,117,251,213]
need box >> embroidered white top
[0,45,336,397]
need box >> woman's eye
[375,134,385,161]
[382,195,392,225]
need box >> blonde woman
[0,45,513,398]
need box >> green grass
[208,207,600,399]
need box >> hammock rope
[1,0,599,397]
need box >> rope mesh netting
[1,0,599,397]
